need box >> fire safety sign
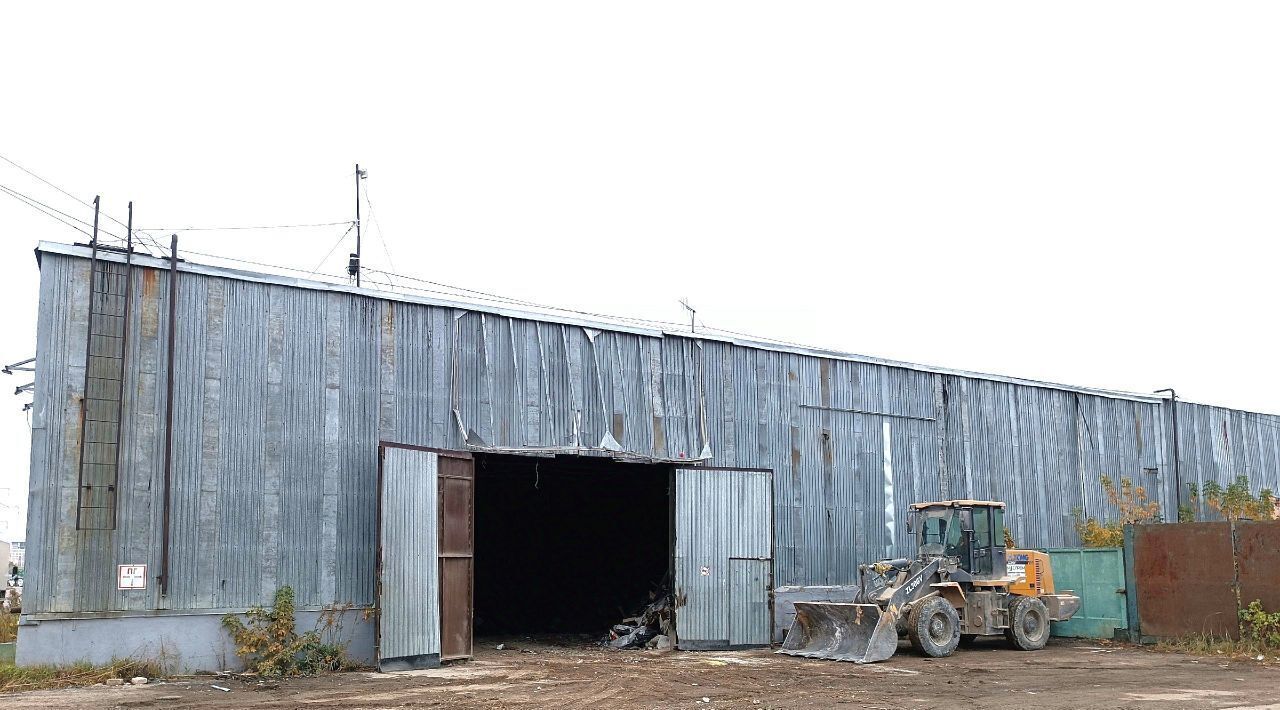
[117,564,147,590]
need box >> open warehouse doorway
[472,453,672,638]
[375,444,774,668]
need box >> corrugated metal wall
[25,248,1280,615]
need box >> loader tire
[1005,596,1050,651]
[907,596,961,658]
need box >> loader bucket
[777,602,900,664]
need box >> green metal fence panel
[1045,548,1128,639]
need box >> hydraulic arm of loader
[779,559,941,664]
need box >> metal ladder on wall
[76,202,133,531]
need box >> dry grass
[0,658,164,694]
[1154,634,1278,662]
[0,614,15,644]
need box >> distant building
[0,488,25,542]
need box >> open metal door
[377,445,474,670]
[674,467,773,650]
[437,452,475,661]
[377,445,441,670]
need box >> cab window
[993,507,1005,547]
[973,506,991,547]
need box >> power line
[0,151,132,232]
[0,182,127,241]
[138,220,353,232]
[0,184,129,244]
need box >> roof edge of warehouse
[32,240,1221,408]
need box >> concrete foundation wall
[16,610,376,673]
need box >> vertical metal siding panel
[732,347,758,471]
[316,293,343,606]
[644,336,666,458]
[392,302,431,448]
[27,255,82,613]
[487,316,515,447]
[518,320,540,448]
[429,307,456,448]
[379,448,440,660]
[258,286,285,605]
[539,322,570,447]
[660,338,692,458]
[828,411,858,580]
[278,288,326,607]
[336,297,381,606]
[118,264,163,611]
[168,273,210,608]
[215,280,269,608]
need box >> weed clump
[221,586,357,677]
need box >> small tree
[1190,476,1277,522]
[1188,475,1277,635]
[1073,474,1162,547]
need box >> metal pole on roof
[353,164,367,287]
[680,298,696,333]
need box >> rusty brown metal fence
[1129,521,1280,639]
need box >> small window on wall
[1144,467,1159,476]
[993,508,1005,547]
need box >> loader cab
[908,500,1007,579]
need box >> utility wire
[362,182,398,289]
[309,222,357,275]
[0,151,133,232]
[139,220,353,232]
[0,183,127,243]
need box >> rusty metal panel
[1235,522,1280,620]
[437,453,474,661]
[1132,523,1236,638]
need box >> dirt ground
[8,636,1280,710]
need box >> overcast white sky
[2,2,1279,534]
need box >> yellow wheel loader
[779,500,1081,664]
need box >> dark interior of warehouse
[473,453,672,637]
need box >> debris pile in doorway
[605,592,673,650]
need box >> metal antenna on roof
[679,298,696,333]
[349,164,368,286]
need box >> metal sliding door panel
[437,454,475,661]
[675,467,773,650]
[729,558,772,647]
[377,446,441,670]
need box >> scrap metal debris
[604,592,674,649]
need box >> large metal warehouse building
[19,241,1280,670]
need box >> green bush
[1240,600,1280,648]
